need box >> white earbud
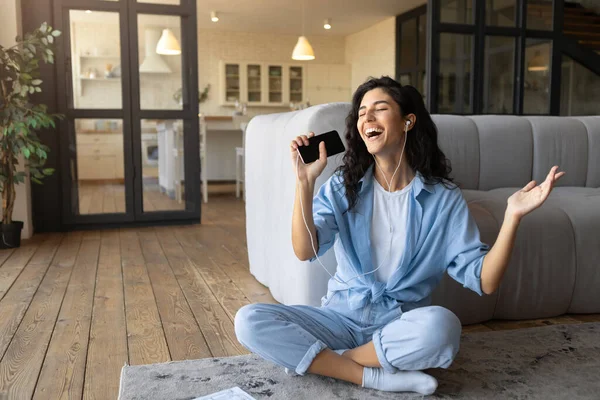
[405,120,411,127]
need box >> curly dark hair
[335,76,455,212]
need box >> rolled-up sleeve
[445,192,490,296]
[309,178,339,262]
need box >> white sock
[362,367,438,395]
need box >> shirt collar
[357,164,436,196]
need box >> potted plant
[0,22,62,248]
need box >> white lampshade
[292,36,315,61]
[156,28,181,55]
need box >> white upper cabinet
[219,61,351,107]
[219,61,311,107]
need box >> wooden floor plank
[566,313,600,323]
[0,236,74,399]
[33,233,101,400]
[0,234,65,362]
[462,324,494,334]
[89,187,104,215]
[156,226,247,357]
[187,225,276,305]
[138,229,212,361]
[0,249,16,269]
[0,234,49,302]
[114,186,126,213]
[120,229,170,366]
[83,230,128,400]
[172,226,250,322]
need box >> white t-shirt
[370,176,414,283]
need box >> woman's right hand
[290,132,328,184]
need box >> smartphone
[297,130,345,164]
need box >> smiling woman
[235,75,566,396]
[339,76,455,212]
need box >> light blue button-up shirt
[311,165,490,311]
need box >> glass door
[55,0,200,226]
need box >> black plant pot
[0,221,24,249]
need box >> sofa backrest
[433,115,600,190]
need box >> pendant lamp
[156,28,181,55]
[292,0,315,60]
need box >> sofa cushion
[525,117,589,188]
[433,115,480,190]
[544,195,600,313]
[573,116,600,188]
[476,188,579,319]
[467,116,534,191]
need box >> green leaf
[41,37,48,45]
[47,35,54,44]
[23,148,31,159]
[31,177,42,185]
[35,87,41,93]
[51,30,61,37]
[43,168,54,176]
[40,22,47,32]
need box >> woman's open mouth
[365,127,384,141]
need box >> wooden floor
[78,181,185,215]
[0,194,598,399]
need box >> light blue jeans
[234,291,462,376]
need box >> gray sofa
[431,115,600,324]
[245,103,600,325]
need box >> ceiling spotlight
[324,18,331,30]
[211,11,219,22]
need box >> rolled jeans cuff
[373,328,397,374]
[295,340,327,376]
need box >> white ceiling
[195,0,427,36]
[72,0,427,37]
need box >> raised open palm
[507,166,566,219]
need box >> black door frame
[53,0,200,228]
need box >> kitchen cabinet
[220,61,351,107]
[220,61,306,107]
[76,133,125,180]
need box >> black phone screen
[297,130,345,164]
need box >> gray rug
[119,322,600,400]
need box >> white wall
[0,0,32,239]
[345,17,396,92]
[197,30,347,116]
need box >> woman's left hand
[506,166,566,221]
